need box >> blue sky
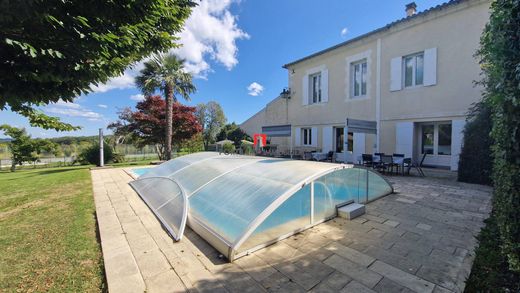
[0,0,446,138]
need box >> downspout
[376,38,382,152]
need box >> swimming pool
[132,167,151,177]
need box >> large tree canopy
[135,53,196,160]
[195,101,227,148]
[0,124,58,171]
[0,0,195,129]
[108,95,201,160]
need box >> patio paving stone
[92,167,492,292]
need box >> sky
[0,0,447,138]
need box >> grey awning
[261,125,291,137]
[346,118,377,134]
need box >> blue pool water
[132,168,151,177]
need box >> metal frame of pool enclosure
[129,152,393,261]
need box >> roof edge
[283,0,472,68]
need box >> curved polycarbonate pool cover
[129,152,393,261]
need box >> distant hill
[0,138,12,142]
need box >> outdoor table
[311,152,328,161]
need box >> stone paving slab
[92,168,492,292]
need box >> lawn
[0,166,105,292]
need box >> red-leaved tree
[109,95,201,160]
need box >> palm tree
[135,54,196,160]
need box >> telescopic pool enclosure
[129,152,393,261]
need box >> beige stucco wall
[240,95,289,137]
[240,0,490,165]
[380,0,489,121]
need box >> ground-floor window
[334,127,353,152]
[347,132,353,152]
[302,128,312,146]
[420,122,452,156]
[335,127,344,153]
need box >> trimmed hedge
[465,213,520,292]
[477,0,520,273]
[457,102,493,185]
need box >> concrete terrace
[91,168,492,293]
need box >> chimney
[405,2,417,17]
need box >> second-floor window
[403,52,424,87]
[302,128,312,146]
[352,60,367,97]
[309,73,322,104]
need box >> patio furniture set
[361,153,426,176]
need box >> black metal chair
[362,154,374,167]
[380,155,396,174]
[326,151,334,162]
[393,153,405,174]
[373,152,384,169]
[406,153,427,176]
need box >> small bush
[241,144,254,155]
[79,142,114,165]
[458,101,493,185]
[112,152,125,163]
[222,142,235,154]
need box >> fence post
[99,128,104,167]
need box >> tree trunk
[10,161,16,172]
[165,85,174,160]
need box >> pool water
[132,168,151,177]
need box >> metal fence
[0,144,160,171]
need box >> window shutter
[390,57,402,91]
[423,47,437,86]
[321,69,329,103]
[322,126,333,152]
[311,127,318,147]
[295,127,301,146]
[353,133,366,164]
[395,122,414,158]
[302,75,309,105]
[450,120,465,171]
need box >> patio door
[417,122,452,167]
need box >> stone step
[338,203,366,220]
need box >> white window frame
[419,122,452,156]
[302,128,313,146]
[309,72,322,104]
[345,50,371,101]
[402,52,424,88]
[351,60,368,98]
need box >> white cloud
[89,0,248,92]
[130,94,145,101]
[247,82,264,96]
[97,104,108,108]
[46,107,102,120]
[45,100,103,121]
[54,100,81,109]
[341,27,349,37]
[173,0,249,77]
[91,73,135,93]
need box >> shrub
[457,101,493,185]
[79,142,113,165]
[477,0,520,273]
[222,142,235,154]
[241,144,254,155]
[465,213,520,292]
[112,152,125,163]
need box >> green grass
[0,166,105,292]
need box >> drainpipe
[376,38,382,152]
